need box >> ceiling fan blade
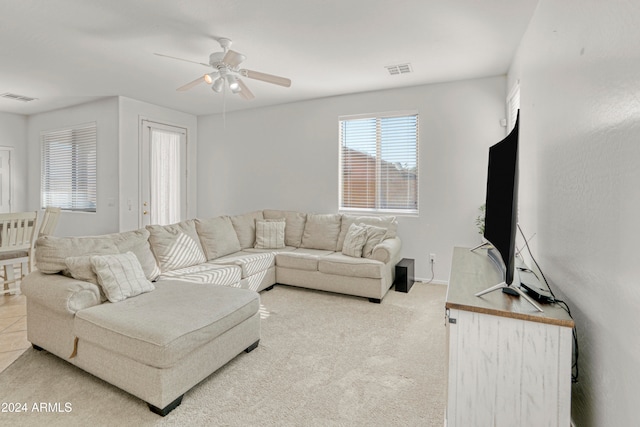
[222,49,246,68]
[236,78,255,100]
[176,75,207,91]
[154,52,210,67]
[242,69,291,87]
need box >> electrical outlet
[430,253,436,263]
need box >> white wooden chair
[0,211,38,295]
[38,206,61,238]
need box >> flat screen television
[483,112,519,285]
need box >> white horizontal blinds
[379,115,418,211]
[341,117,377,209]
[41,123,97,212]
[340,112,419,213]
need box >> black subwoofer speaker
[394,258,415,293]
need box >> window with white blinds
[41,122,97,212]
[339,112,419,214]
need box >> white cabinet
[445,247,573,427]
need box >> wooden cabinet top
[446,246,574,328]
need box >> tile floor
[0,289,29,373]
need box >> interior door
[140,120,187,227]
[0,148,12,213]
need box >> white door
[140,121,187,227]
[0,148,12,213]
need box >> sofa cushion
[263,209,307,247]
[196,216,242,260]
[91,252,155,303]
[341,223,368,258]
[146,220,207,272]
[336,215,398,251]
[65,255,100,285]
[318,253,384,279]
[300,213,342,251]
[230,211,264,249]
[157,263,241,287]
[362,224,388,258]
[254,219,285,249]
[275,252,320,272]
[110,229,161,281]
[212,252,275,279]
[74,281,260,369]
[36,235,119,274]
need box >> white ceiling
[0,0,539,117]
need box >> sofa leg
[245,340,260,353]
[32,344,44,351]
[264,284,276,291]
[148,394,183,416]
[368,298,381,304]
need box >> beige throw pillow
[362,224,388,258]
[254,219,286,249]
[91,252,155,303]
[341,223,368,257]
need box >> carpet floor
[0,283,447,427]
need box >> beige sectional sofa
[21,209,401,415]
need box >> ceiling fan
[155,38,291,100]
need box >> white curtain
[150,129,181,225]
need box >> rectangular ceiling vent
[0,92,38,102]
[385,63,413,76]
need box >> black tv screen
[483,113,519,285]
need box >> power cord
[423,256,435,284]
[517,224,579,384]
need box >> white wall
[508,1,640,426]
[198,76,507,281]
[118,96,197,232]
[0,112,28,212]
[27,98,120,236]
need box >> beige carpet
[0,283,446,427]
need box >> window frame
[40,122,97,213]
[338,110,419,215]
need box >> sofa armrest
[370,237,402,263]
[21,271,102,316]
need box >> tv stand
[445,247,574,427]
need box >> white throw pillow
[91,252,155,303]
[341,223,368,258]
[361,224,388,258]
[254,219,286,249]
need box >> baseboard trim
[414,278,448,286]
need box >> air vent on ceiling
[0,92,38,102]
[385,63,413,75]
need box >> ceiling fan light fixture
[226,74,241,93]
[212,77,224,93]
[204,73,213,84]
